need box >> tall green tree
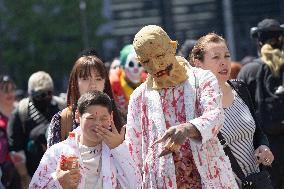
[0,0,105,92]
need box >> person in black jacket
[238,19,284,188]
[237,18,284,108]
[7,71,65,189]
[191,33,274,187]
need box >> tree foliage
[0,0,105,92]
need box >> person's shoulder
[237,59,263,80]
[53,110,63,119]
[16,97,30,111]
[241,58,263,70]
[191,66,210,74]
[130,82,146,98]
[9,98,28,122]
[48,140,70,152]
[50,110,63,125]
[190,67,216,80]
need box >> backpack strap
[18,98,30,133]
[60,107,73,141]
[217,132,246,181]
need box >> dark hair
[190,33,226,63]
[77,48,98,58]
[77,91,112,115]
[0,75,16,93]
[251,19,284,50]
[257,32,283,50]
[67,55,123,131]
[178,39,197,60]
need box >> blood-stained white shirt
[29,129,142,189]
[126,66,239,189]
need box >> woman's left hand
[254,145,274,166]
[96,120,126,149]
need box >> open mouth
[218,69,228,75]
[154,64,173,77]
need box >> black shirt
[7,98,60,176]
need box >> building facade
[102,0,283,61]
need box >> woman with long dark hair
[47,55,123,148]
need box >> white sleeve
[124,89,143,174]
[29,146,63,189]
[189,70,225,143]
[110,142,142,189]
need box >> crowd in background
[0,17,283,189]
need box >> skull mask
[133,25,188,89]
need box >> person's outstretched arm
[189,70,224,144]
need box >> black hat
[250,19,284,39]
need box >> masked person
[125,25,238,189]
[238,19,284,188]
[237,18,284,107]
[7,71,65,188]
[110,44,146,113]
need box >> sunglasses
[31,90,52,100]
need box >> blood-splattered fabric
[160,85,202,188]
[126,66,239,189]
[29,128,142,189]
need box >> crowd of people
[0,17,283,189]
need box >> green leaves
[0,1,104,91]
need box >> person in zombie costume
[125,25,238,189]
[110,44,146,113]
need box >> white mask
[124,52,144,84]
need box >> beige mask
[133,25,188,89]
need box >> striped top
[222,90,260,178]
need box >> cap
[251,18,284,39]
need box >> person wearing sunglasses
[7,71,65,189]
